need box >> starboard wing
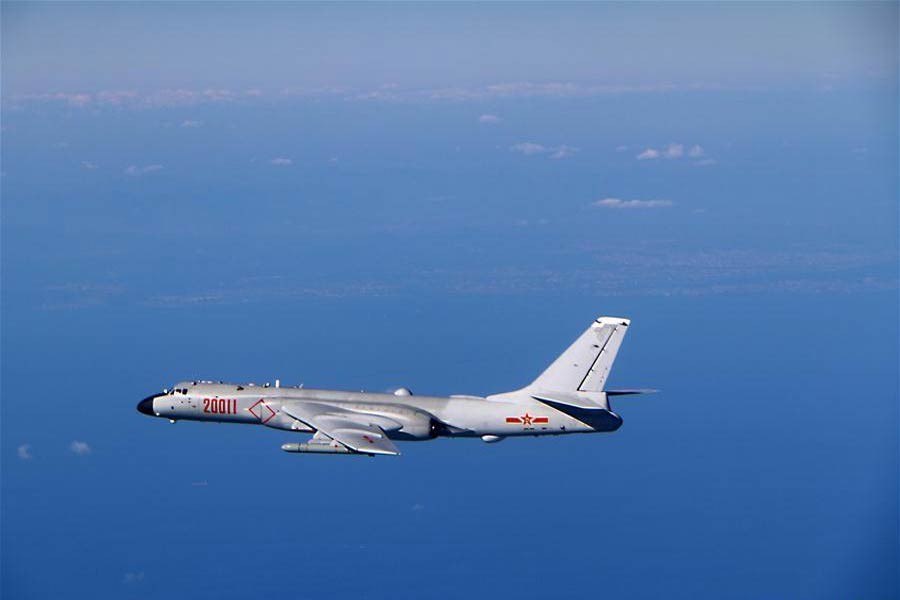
[280,402,401,456]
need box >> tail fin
[529,316,630,393]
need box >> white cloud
[485,82,582,97]
[637,148,660,160]
[662,143,684,159]
[593,197,673,209]
[427,81,690,101]
[64,93,91,107]
[81,161,98,170]
[353,89,401,101]
[125,164,163,176]
[280,85,353,98]
[25,88,261,109]
[549,145,578,159]
[269,158,293,166]
[510,142,548,156]
[96,90,138,105]
[17,444,32,460]
[201,89,236,102]
[639,143,709,162]
[180,120,203,128]
[70,440,92,455]
[511,142,578,159]
[141,87,261,106]
[478,114,501,124]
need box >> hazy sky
[2,3,898,599]
[3,2,897,94]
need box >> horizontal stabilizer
[605,389,659,396]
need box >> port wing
[280,403,400,456]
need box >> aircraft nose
[137,394,157,416]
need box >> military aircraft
[137,316,651,456]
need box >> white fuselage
[140,381,610,441]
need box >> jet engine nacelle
[387,413,449,440]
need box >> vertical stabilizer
[529,316,630,393]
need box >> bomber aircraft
[137,316,651,456]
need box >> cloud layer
[593,197,673,209]
[637,143,712,165]
[510,142,578,159]
[8,81,741,111]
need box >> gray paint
[137,316,645,456]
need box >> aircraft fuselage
[138,381,616,441]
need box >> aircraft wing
[280,402,401,456]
